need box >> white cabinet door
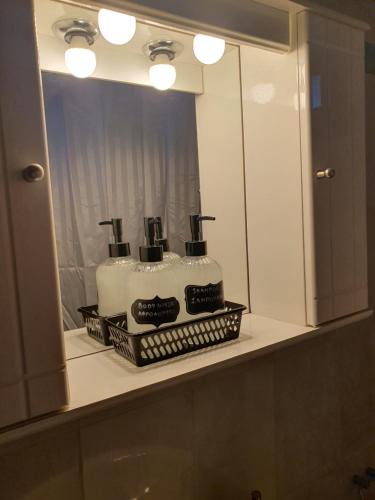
[0,0,68,426]
[298,11,368,325]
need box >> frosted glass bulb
[65,37,96,78]
[149,54,176,91]
[98,8,136,45]
[193,34,225,65]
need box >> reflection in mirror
[36,0,245,334]
[42,73,200,329]
[35,0,205,329]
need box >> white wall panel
[196,48,249,309]
[297,11,368,325]
[0,148,28,426]
[241,43,306,324]
[0,0,68,425]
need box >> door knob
[22,163,45,182]
[316,168,336,179]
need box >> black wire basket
[78,305,127,346]
[106,301,246,367]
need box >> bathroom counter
[66,308,373,412]
[0,309,372,444]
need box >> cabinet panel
[0,0,68,423]
[241,42,306,325]
[328,47,354,296]
[307,42,333,320]
[298,11,368,325]
[351,55,367,295]
[0,141,28,427]
[196,48,249,310]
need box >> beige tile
[274,334,341,497]
[282,489,308,500]
[193,359,275,500]
[244,359,276,499]
[366,442,375,483]
[366,320,375,437]
[0,382,28,428]
[366,74,375,309]
[28,369,69,418]
[309,448,371,500]
[306,470,355,500]
[0,423,82,500]
[81,389,194,500]
[340,447,369,487]
[274,321,375,499]
[334,323,372,455]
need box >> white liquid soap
[155,216,180,263]
[96,218,136,317]
[125,217,181,334]
[176,215,225,322]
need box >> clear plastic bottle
[96,219,136,317]
[125,217,181,334]
[155,216,180,263]
[176,215,225,322]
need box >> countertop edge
[0,308,372,445]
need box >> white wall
[241,43,306,324]
[195,47,249,309]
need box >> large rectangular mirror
[42,73,201,328]
[35,0,249,334]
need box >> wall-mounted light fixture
[144,40,183,91]
[193,34,225,65]
[98,9,136,45]
[53,18,99,79]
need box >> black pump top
[139,217,163,262]
[99,218,131,258]
[185,215,215,257]
[155,216,170,252]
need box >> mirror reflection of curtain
[42,73,200,329]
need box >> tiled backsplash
[0,315,374,500]
[0,422,83,500]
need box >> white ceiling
[34,0,233,65]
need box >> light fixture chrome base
[53,18,99,45]
[143,40,183,62]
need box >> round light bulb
[65,36,96,78]
[98,8,136,45]
[149,54,176,91]
[193,34,225,65]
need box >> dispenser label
[185,281,224,315]
[131,296,180,328]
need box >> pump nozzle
[99,218,130,258]
[143,217,159,246]
[154,216,170,252]
[190,215,215,242]
[186,214,215,256]
[140,217,163,262]
[99,219,123,243]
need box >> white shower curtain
[42,72,200,329]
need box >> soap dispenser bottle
[155,216,180,262]
[124,217,181,333]
[176,215,225,322]
[96,219,136,317]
